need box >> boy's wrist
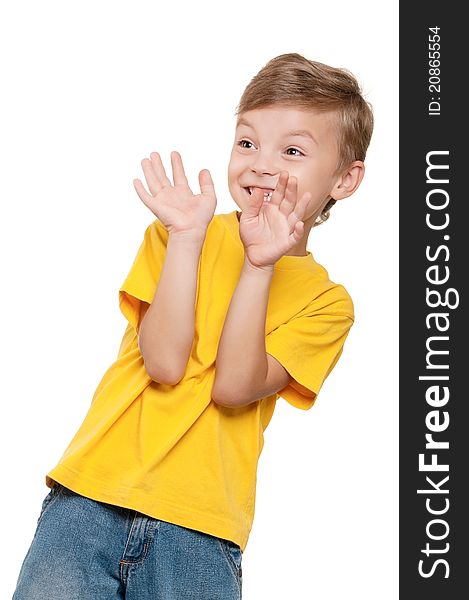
[242,256,275,276]
[167,230,206,249]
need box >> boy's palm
[133,151,217,240]
[239,171,311,269]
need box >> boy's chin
[229,196,244,213]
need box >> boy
[13,53,373,599]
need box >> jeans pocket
[217,538,243,582]
[37,483,62,524]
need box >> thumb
[242,186,265,218]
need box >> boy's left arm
[212,258,292,408]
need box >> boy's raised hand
[239,171,312,269]
[133,151,217,242]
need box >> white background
[1,1,398,598]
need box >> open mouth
[244,187,274,200]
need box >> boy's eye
[237,140,304,157]
[286,147,304,157]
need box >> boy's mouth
[244,186,275,200]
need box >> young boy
[13,53,373,599]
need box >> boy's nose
[250,155,278,177]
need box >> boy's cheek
[227,153,245,171]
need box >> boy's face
[228,105,344,227]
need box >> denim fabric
[13,483,243,599]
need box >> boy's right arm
[132,150,217,385]
[138,233,204,385]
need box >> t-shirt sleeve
[118,219,168,335]
[265,301,354,411]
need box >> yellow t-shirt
[45,209,354,552]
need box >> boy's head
[228,53,374,231]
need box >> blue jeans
[13,483,243,599]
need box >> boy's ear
[330,160,365,201]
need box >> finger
[287,191,311,231]
[294,191,311,220]
[150,152,172,189]
[141,158,162,196]
[270,171,288,208]
[171,151,191,188]
[133,178,156,210]
[244,185,265,218]
[279,175,297,216]
[288,219,305,245]
[199,169,216,197]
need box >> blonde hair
[235,53,374,225]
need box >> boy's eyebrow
[285,129,318,146]
[236,117,318,145]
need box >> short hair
[234,53,374,225]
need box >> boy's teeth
[248,187,273,198]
